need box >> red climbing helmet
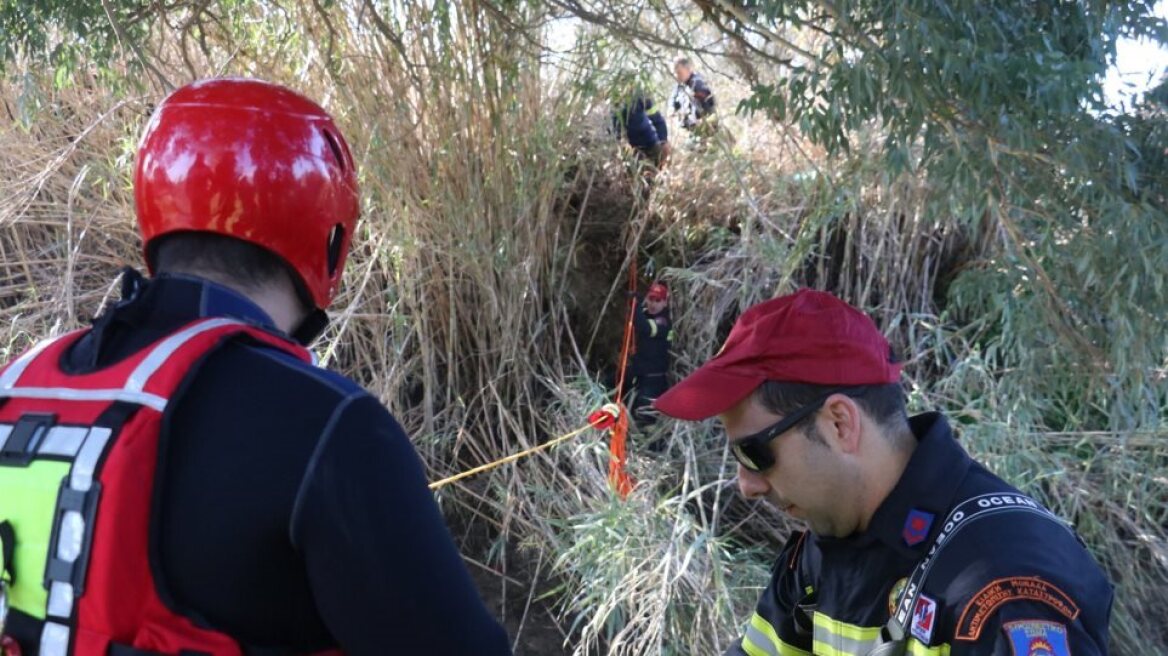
[134,78,360,309]
[647,282,669,302]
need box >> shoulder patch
[1003,620,1071,656]
[911,594,937,643]
[902,508,935,547]
[956,577,1080,641]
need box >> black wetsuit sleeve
[290,394,512,655]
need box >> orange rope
[608,259,637,498]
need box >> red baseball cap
[653,289,901,420]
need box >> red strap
[608,260,638,498]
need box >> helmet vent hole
[323,129,346,172]
[327,224,345,276]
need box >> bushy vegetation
[1,1,1165,653]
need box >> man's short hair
[754,381,911,446]
[150,232,295,293]
[673,56,693,69]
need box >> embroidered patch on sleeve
[902,509,935,547]
[911,594,937,643]
[956,577,1080,641]
[1003,620,1071,656]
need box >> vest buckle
[0,414,56,467]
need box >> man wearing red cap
[653,289,1112,655]
[0,79,510,655]
[629,282,674,431]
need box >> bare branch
[703,0,825,64]
[546,0,781,65]
[360,0,425,89]
[100,0,174,91]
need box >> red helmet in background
[134,78,360,310]
[647,282,669,302]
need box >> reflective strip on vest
[811,613,951,656]
[40,620,69,656]
[812,613,882,655]
[70,427,111,492]
[0,318,246,411]
[742,612,811,656]
[36,426,115,646]
[125,317,242,392]
[648,320,658,338]
[0,335,63,390]
[907,640,950,655]
[0,387,168,411]
[47,580,73,617]
[38,427,88,458]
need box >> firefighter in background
[629,282,674,432]
[0,79,511,655]
[613,93,671,168]
[671,56,717,136]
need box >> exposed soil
[469,560,568,655]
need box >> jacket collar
[113,269,279,329]
[815,412,972,558]
[64,269,286,372]
[864,412,972,557]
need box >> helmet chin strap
[291,308,330,346]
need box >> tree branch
[703,0,825,64]
[360,0,424,89]
[100,0,174,92]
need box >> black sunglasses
[729,387,852,472]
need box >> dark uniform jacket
[5,271,512,655]
[614,97,669,151]
[727,413,1112,656]
[682,71,716,120]
[631,301,672,382]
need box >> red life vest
[0,318,336,655]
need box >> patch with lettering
[902,508,934,547]
[888,577,908,616]
[911,594,937,643]
[1003,620,1071,656]
[956,577,1080,641]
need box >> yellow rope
[428,422,598,490]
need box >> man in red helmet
[628,282,674,433]
[0,79,511,655]
[652,289,1112,655]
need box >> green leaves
[0,1,147,83]
[725,0,1168,431]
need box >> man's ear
[821,394,863,454]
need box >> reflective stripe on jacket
[0,319,329,656]
[726,413,1112,656]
